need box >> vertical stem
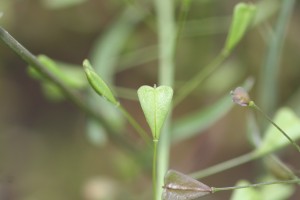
[154,0,175,199]
[152,140,158,200]
[259,0,295,115]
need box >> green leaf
[28,55,62,80]
[172,95,233,142]
[137,85,173,140]
[27,55,88,101]
[230,180,261,200]
[28,55,87,89]
[224,3,256,53]
[83,59,118,105]
[255,107,300,156]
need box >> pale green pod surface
[224,3,256,53]
[83,59,118,105]
[137,85,173,140]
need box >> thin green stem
[212,179,300,193]
[152,140,158,200]
[119,105,152,147]
[174,50,229,107]
[190,151,258,179]
[154,0,175,199]
[259,0,295,115]
[175,0,192,49]
[252,103,300,153]
[0,26,136,152]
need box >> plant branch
[190,151,258,179]
[0,26,137,152]
[174,50,229,107]
[119,105,152,147]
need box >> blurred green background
[1,0,300,199]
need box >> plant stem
[258,0,295,115]
[175,0,192,49]
[190,151,258,179]
[154,0,175,199]
[119,105,152,147]
[152,140,158,200]
[0,26,136,152]
[212,179,300,193]
[174,50,229,107]
[251,103,300,153]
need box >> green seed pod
[83,59,118,106]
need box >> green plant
[1,0,299,199]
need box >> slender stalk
[0,27,85,113]
[174,50,229,107]
[259,0,296,115]
[152,140,158,200]
[175,0,192,49]
[119,105,152,147]
[190,151,258,179]
[154,0,175,199]
[0,26,136,152]
[251,103,300,153]
[212,179,300,193]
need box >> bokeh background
[1,0,300,199]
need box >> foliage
[1,0,299,199]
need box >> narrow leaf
[137,85,173,140]
[28,55,87,89]
[255,107,300,156]
[162,170,212,200]
[224,3,256,53]
[83,59,118,105]
[28,55,87,101]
